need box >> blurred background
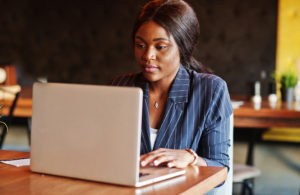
[0,0,299,194]
[0,0,277,94]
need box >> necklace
[154,101,159,109]
[150,91,164,109]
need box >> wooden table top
[0,150,227,195]
[233,98,300,128]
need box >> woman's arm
[197,79,232,168]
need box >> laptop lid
[30,82,143,186]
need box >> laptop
[30,82,185,187]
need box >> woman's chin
[142,72,160,83]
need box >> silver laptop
[30,82,185,187]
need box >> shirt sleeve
[197,78,233,169]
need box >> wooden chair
[0,65,18,85]
[233,124,261,195]
[0,92,20,148]
[233,163,261,195]
[0,65,21,148]
[206,114,261,195]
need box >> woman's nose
[142,47,156,62]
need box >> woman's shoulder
[109,72,141,86]
[186,68,233,116]
[188,69,228,89]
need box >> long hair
[132,0,212,73]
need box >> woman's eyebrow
[135,36,170,42]
[135,36,145,42]
[153,38,170,42]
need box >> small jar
[252,95,262,110]
[268,94,278,109]
[252,81,262,110]
[268,81,277,109]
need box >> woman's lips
[143,65,158,73]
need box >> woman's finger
[168,159,189,168]
[140,148,169,167]
[152,154,174,166]
[140,148,195,168]
[140,152,163,167]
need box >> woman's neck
[148,73,176,96]
[149,81,170,99]
[148,81,170,129]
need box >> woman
[110,0,232,169]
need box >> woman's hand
[140,148,207,168]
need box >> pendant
[154,101,159,109]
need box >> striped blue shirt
[110,65,233,168]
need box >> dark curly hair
[132,0,212,73]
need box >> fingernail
[168,163,172,167]
[141,161,146,166]
[154,160,159,166]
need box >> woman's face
[134,20,180,84]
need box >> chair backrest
[206,114,233,195]
[0,92,20,148]
[0,65,17,85]
[0,64,20,148]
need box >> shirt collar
[136,65,190,103]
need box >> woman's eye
[135,43,145,48]
[156,45,167,50]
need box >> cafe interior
[0,0,299,194]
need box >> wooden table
[0,150,227,195]
[233,98,300,165]
[234,100,300,128]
